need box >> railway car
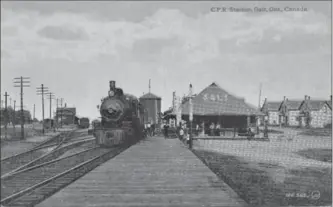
[93,81,145,147]
[78,117,90,129]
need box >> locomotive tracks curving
[1,130,87,177]
[1,144,128,207]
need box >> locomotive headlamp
[109,90,115,97]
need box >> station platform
[36,136,248,207]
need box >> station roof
[140,92,161,100]
[181,82,263,116]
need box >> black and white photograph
[1,1,332,207]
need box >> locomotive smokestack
[109,81,116,91]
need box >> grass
[0,127,34,141]
[297,148,332,163]
[259,129,284,134]
[194,150,332,206]
[298,128,332,137]
[193,132,332,207]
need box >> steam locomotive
[93,81,145,147]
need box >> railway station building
[179,82,263,135]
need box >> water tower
[139,79,162,127]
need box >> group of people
[143,122,170,138]
[144,122,155,137]
[178,123,189,142]
[208,122,221,136]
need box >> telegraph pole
[56,98,59,129]
[33,104,35,120]
[60,98,64,128]
[257,83,262,135]
[14,77,30,140]
[3,92,9,140]
[13,100,16,130]
[189,83,193,149]
[36,84,49,134]
[45,92,55,119]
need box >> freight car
[78,117,90,129]
[93,81,145,147]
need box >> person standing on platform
[216,123,221,136]
[151,123,155,136]
[147,122,151,137]
[166,123,170,137]
[144,123,148,137]
[163,123,168,138]
[209,123,214,136]
[179,125,184,140]
[196,124,199,136]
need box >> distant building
[262,95,332,128]
[279,97,303,127]
[261,99,281,126]
[55,107,76,125]
[298,95,332,128]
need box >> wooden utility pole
[33,104,35,120]
[60,98,64,128]
[189,83,193,149]
[45,92,55,119]
[14,77,30,140]
[3,92,9,140]
[36,84,49,134]
[13,100,16,130]
[257,83,262,135]
[56,98,59,129]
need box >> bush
[324,123,332,129]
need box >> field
[0,123,69,141]
[0,123,71,158]
[193,130,332,206]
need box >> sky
[1,1,332,120]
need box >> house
[298,95,332,128]
[260,99,282,126]
[278,97,303,127]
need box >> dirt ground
[194,132,332,206]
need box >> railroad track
[1,145,128,207]
[1,130,85,176]
[1,137,95,179]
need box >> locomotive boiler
[93,81,145,147]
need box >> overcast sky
[1,1,331,120]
